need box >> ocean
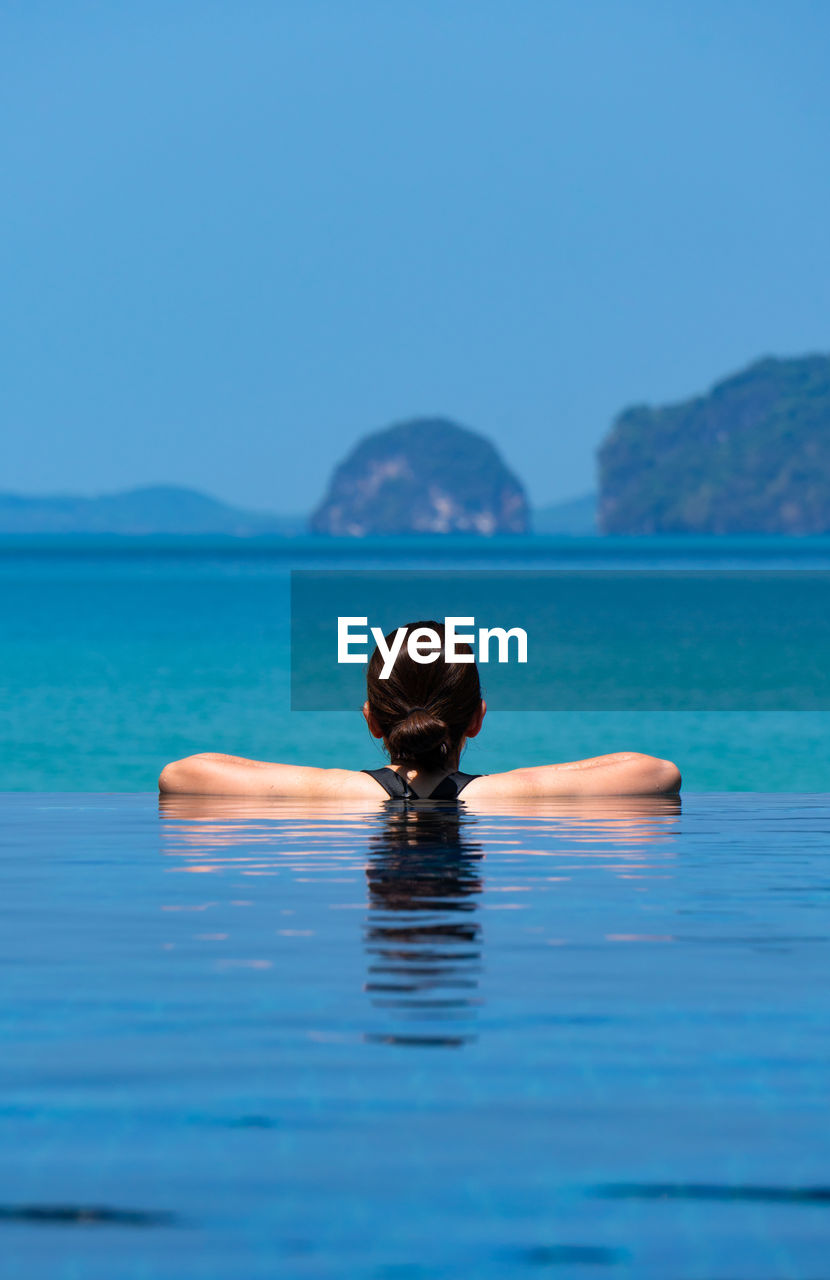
[2,535,830,792]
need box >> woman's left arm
[158,753,374,798]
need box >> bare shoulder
[462,753,681,799]
[158,753,389,799]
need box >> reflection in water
[157,794,682,1052]
[364,801,485,1049]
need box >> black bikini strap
[362,767,482,799]
[449,771,481,795]
[361,767,413,799]
[427,771,481,799]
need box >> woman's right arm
[471,752,681,798]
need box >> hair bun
[386,707,451,768]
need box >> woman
[159,621,681,799]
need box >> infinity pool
[1,793,828,1278]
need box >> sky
[3,0,829,513]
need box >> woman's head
[364,620,485,771]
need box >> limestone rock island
[599,355,830,534]
[310,418,529,535]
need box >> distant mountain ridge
[0,485,303,536]
[533,493,596,535]
[0,480,588,538]
[311,418,529,535]
[599,355,830,534]
[14,352,829,540]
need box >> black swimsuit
[362,767,482,800]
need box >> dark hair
[366,620,482,770]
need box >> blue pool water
[1,791,828,1278]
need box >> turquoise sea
[3,535,830,791]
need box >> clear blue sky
[3,1,829,512]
